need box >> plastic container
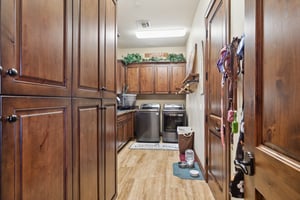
[185,149,194,167]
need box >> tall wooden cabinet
[0,0,117,200]
[1,97,73,200]
[0,0,72,97]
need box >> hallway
[117,141,215,200]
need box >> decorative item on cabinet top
[121,52,186,65]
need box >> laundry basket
[177,126,194,154]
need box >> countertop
[117,109,136,116]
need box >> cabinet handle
[101,87,107,91]
[215,126,221,132]
[6,68,18,77]
[6,114,18,123]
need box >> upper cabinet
[116,60,126,94]
[139,64,155,94]
[170,63,186,93]
[73,0,101,98]
[126,64,140,93]
[125,62,186,94]
[0,0,72,97]
[102,0,117,98]
[73,0,116,99]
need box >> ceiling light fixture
[135,28,186,39]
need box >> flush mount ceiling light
[135,28,186,39]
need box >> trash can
[177,126,194,154]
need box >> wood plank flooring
[117,141,215,200]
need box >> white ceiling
[117,0,200,49]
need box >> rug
[129,142,179,151]
[173,162,204,180]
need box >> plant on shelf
[167,53,186,62]
[122,53,186,65]
[122,53,143,65]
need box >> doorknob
[234,151,254,176]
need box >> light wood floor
[117,141,215,200]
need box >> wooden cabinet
[116,60,126,94]
[126,62,185,94]
[1,0,117,200]
[139,64,155,94]
[170,63,186,93]
[0,0,72,97]
[73,0,116,99]
[117,111,135,151]
[126,64,140,93]
[73,0,102,98]
[102,99,117,200]
[1,97,72,200]
[72,98,102,200]
[103,0,117,98]
[155,64,169,94]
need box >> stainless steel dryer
[135,103,160,142]
[162,104,187,143]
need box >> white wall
[185,0,210,170]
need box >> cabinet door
[127,112,134,139]
[101,99,117,200]
[126,65,139,93]
[155,64,169,94]
[72,98,102,200]
[140,64,154,94]
[102,0,116,98]
[73,0,101,98]
[117,120,123,150]
[1,97,72,200]
[0,0,72,96]
[170,63,186,93]
[117,113,127,150]
[116,60,126,94]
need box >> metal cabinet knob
[6,68,18,77]
[6,114,18,123]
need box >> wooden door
[1,97,72,200]
[244,1,300,199]
[139,64,154,94]
[102,99,117,200]
[170,63,186,93]
[102,0,117,98]
[0,0,72,97]
[126,65,139,93]
[73,0,101,98]
[72,98,103,200]
[155,64,169,94]
[205,0,230,199]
